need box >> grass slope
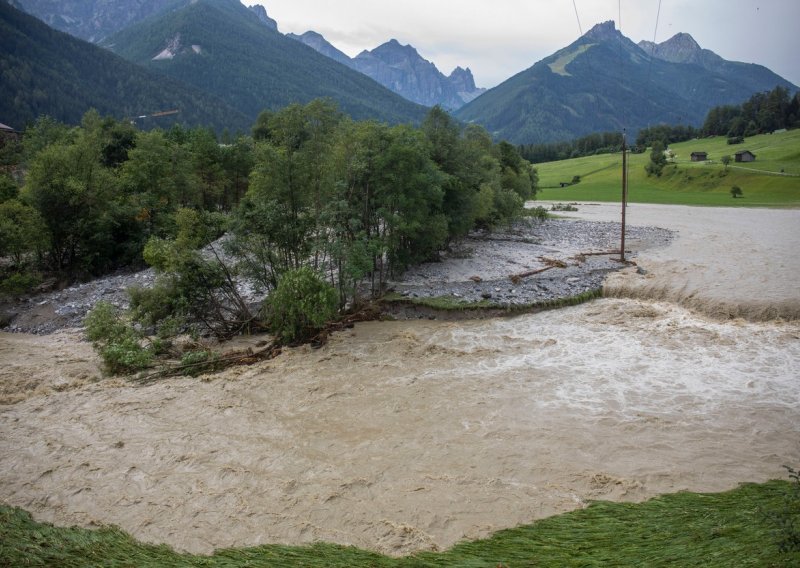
[535,130,800,207]
[1,481,797,566]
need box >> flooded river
[0,204,798,555]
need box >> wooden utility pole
[620,130,628,262]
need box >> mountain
[0,1,248,131]
[7,0,180,42]
[456,21,799,144]
[286,31,353,67]
[102,0,427,124]
[11,0,281,41]
[289,33,485,110]
[639,32,795,98]
[247,3,276,31]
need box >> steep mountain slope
[289,33,485,110]
[456,21,798,144]
[10,0,279,41]
[103,0,427,124]
[639,32,796,98]
[0,1,248,131]
[286,31,353,67]
[7,0,180,42]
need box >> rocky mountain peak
[287,30,353,67]
[368,39,423,64]
[583,20,620,42]
[449,66,476,92]
[638,32,719,66]
[248,4,277,31]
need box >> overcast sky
[255,0,799,89]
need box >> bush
[0,271,41,296]
[262,267,338,344]
[524,206,549,221]
[84,301,153,374]
[727,136,744,145]
[731,186,743,198]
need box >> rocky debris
[2,268,156,335]
[387,218,672,309]
[1,219,672,334]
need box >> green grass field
[535,129,800,207]
[1,481,797,567]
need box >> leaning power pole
[620,130,628,262]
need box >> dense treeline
[0,110,251,285]
[518,131,624,164]
[635,124,699,149]
[1,102,537,342]
[701,86,800,137]
[517,86,800,166]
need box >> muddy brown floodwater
[1,204,799,556]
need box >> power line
[571,0,583,36]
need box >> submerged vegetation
[1,480,797,566]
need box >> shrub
[0,271,41,296]
[731,186,743,198]
[84,301,153,374]
[727,136,744,145]
[524,206,549,221]
[262,267,338,344]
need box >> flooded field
[1,204,798,556]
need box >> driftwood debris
[509,250,625,282]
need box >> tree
[23,126,119,273]
[0,199,48,267]
[721,155,732,170]
[730,186,743,198]
[645,141,667,177]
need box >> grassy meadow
[535,129,800,207]
[1,481,797,567]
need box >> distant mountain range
[0,1,248,131]
[456,21,798,144]
[288,33,486,110]
[4,2,797,143]
[11,0,485,112]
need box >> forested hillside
[103,0,428,124]
[0,1,248,131]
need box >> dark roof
[734,150,755,156]
[690,151,707,155]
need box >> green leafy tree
[22,120,121,273]
[730,185,743,198]
[645,141,667,177]
[721,155,732,169]
[0,199,48,267]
